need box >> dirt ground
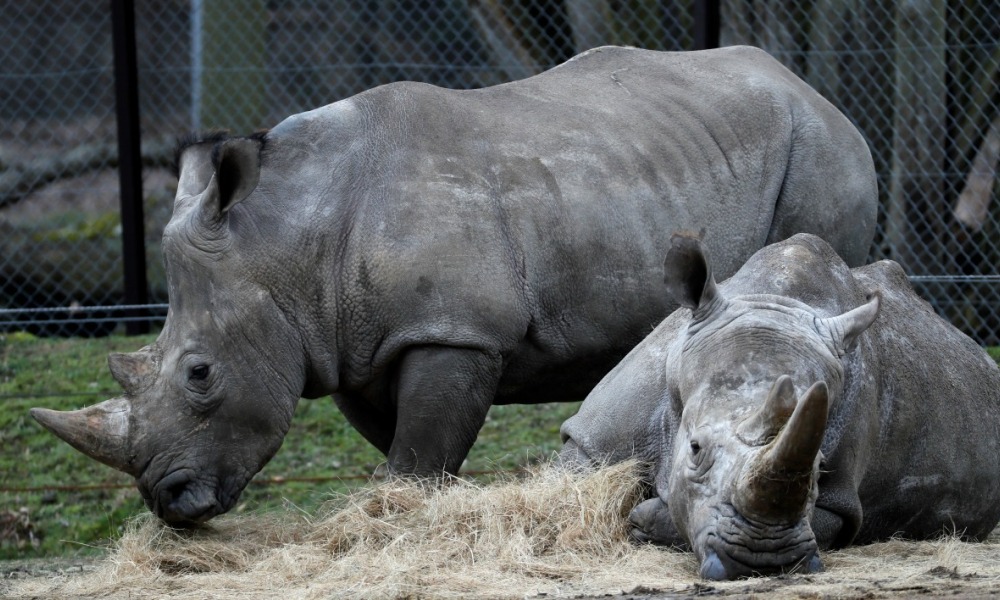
[4,549,1000,599]
[4,467,1000,600]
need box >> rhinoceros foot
[628,497,686,548]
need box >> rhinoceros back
[850,260,1000,542]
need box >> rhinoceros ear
[175,141,219,204]
[664,232,723,320]
[209,136,263,213]
[817,292,881,356]
[191,136,264,234]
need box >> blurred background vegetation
[1,0,998,341]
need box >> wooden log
[953,114,1000,232]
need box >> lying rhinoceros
[31,46,876,526]
[560,232,1000,580]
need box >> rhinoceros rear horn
[108,350,158,396]
[736,382,829,521]
[664,231,723,320]
[30,398,136,476]
[736,375,798,445]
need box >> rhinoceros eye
[690,440,702,456]
[189,364,210,381]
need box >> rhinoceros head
[652,233,879,580]
[31,134,308,526]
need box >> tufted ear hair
[663,231,724,321]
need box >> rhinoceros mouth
[695,504,820,579]
[142,467,242,527]
[136,454,254,526]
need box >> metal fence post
[110,0,150,335]
[694,0,721,50]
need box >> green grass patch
[0,332,580,559]
[5,331,997,561]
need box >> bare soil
[4,465,1000,599]
[6,549,1000,599]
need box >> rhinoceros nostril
[804,552,824,573]
[151,471,218,526]
[164,480,188,503]
[699,550,729,580]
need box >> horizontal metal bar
[909,276,1000,283]
[0,304,168,315]
[0,316,164,327]
[0,470,523,494]
[0,391,119,400]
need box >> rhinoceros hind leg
[387,345,502,476]
[629,497,687,548]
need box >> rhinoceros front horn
[30,398,136,476]
[735,381,829,522]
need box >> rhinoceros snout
[699,550,728,580]
[698,545,824,580]
[150,471,221,527]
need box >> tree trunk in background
[468,0,539,81]
[565,0,614,52]
[657,0,692,50]
[197,0,268,133]
[954,8,1000,177]
[805,0,851,102]
[953,114,1000,232]
[719,0,754,46]
[719,0,804,76]
[886,0,946,276]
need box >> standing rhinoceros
[31,46,877,526]
[560,232,1000,580]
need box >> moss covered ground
[0,332,580,559]
[3,333,998,561]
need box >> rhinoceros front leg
[810,489,864,549]
[388,345,502,475]
[333,392,395,456]
[629,496,687,548]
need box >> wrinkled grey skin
[560,233,1000,580]
[31,46,877,526]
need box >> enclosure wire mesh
[1,0,998,344]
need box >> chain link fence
[1,1,998,344]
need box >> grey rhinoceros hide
[31,46,877,526]
[559,232,1000,580]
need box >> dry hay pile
[6,462,1000,599]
